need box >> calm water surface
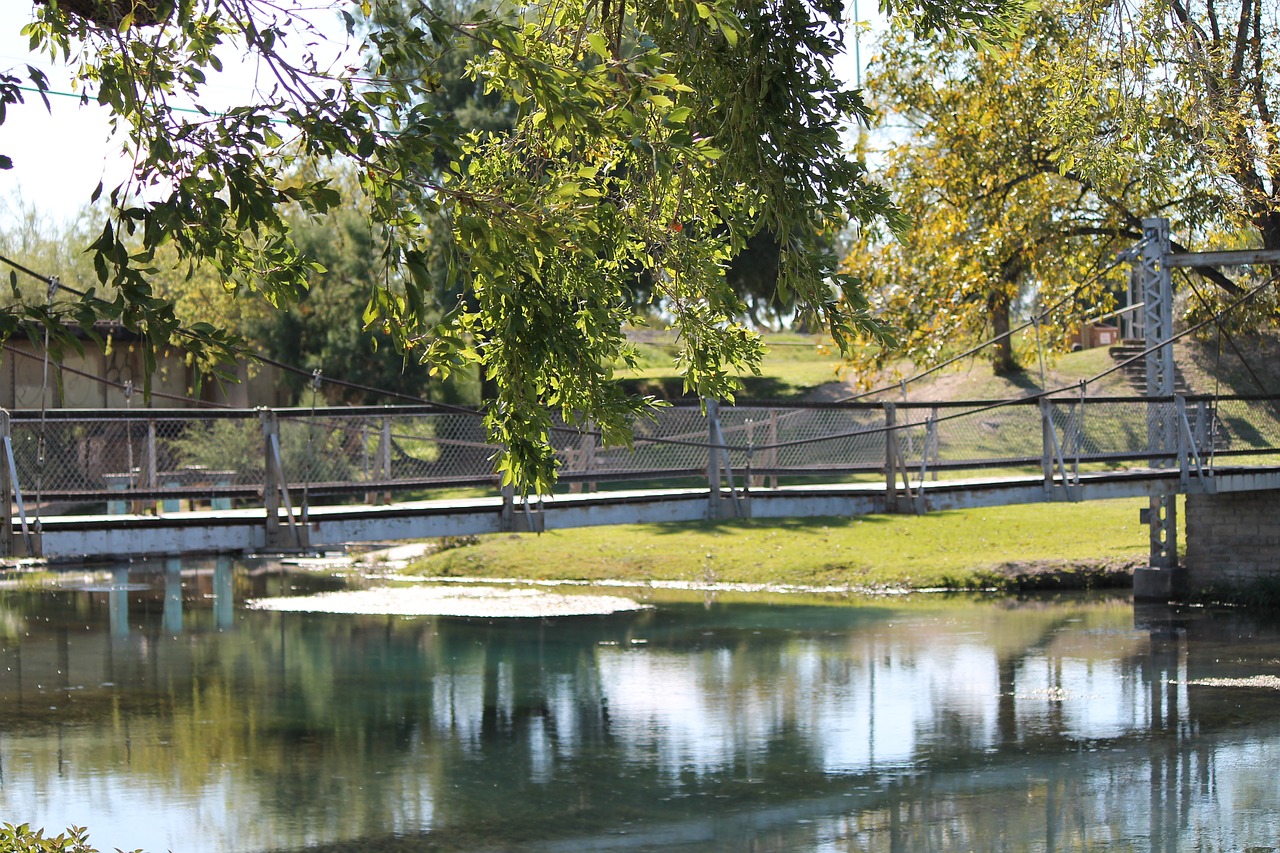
[2,560,1280,852]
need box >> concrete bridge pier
[1182,490,1280,598]
[1138,489,1280,601]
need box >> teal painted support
[108,565,130,638]
[163,558,183,634]
[104,472,135,515]
[213,555,234,631]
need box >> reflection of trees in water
[3,592,1280,851]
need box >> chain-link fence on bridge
[3,394,1279,515]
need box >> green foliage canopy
[5,0,1014,491]
[1044,0,1280,251]
[843,7,1226,378]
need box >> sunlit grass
[411,497,1154,590]
[618,331,849,399]
[617,329,1143,404]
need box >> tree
[5,0,1018,491]
[1044,0,1280,252]
[1035,0,1280,336]
[842,9,1224,378]
[249,203,481,406]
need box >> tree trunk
[988,284,1018,373]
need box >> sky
[0,3,878,229]
[0,2,362,229]
[0,5,126,227]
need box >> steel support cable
[1182,269,1229,470]
[0,254,734,460]
[1176,268,1280,440]
[252,351,722,450]
[214,348,766,451]
[0,249,1177,461]
[0,343,235,408]
[0,251,465,410]
[748,272,1280,455]
[706,299,1151,462]
[0,248,1128,460]
[578,251,1145,459]
[251,263,1128,424]
[0,246,1119,413]
[717,255,1139,461]
[0,261,721,471]
[0,271,1274,472]
[833,254,1130,404]
[1176,269,1277,398]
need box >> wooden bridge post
[146,419,158,513]
[1176,395,1191,490]
[260,408,307,551]
[261,409,280,542]
[0,410,11,558]
[380,416,392,505]
[883,402,899,512]
[0,410,36,558]
[501,481,515,531]
[1039,398,1054,492]
[767,410,779,489]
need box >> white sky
[0,4,122,227]
[0,2,360,228]
[0,3,879,228]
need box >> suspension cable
[833,253,1129,403]
[0,247,1270,460]
[744,270,1280,455]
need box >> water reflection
[1,564,1279,852]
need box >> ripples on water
[2,558,1280,852]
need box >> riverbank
[406,497,1150,593]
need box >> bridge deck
[19,465,1280,562]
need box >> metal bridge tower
[1133,217,1183,599]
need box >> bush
[0,823,142,853]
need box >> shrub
[0,823,142,853]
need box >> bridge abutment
[1183,490,1280,596]
[1133,566,1188,601]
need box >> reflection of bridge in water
[2,573,1278,852]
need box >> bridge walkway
[22,461,1280,562]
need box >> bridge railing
[3,394,1279,516]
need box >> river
[2,558,1279,852]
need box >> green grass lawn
[617,328,1142,403]
[411,497,1153,591]
[619,331,850,399]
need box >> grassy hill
[618,328,1141,403]
[618,330,851,400]
[618,325,1280,403]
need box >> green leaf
[664,107,693,125]
[586,32,609,59]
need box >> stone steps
[1107,340,1231,451]
[1107,341,1192,395]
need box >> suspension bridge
[3,391,1279,586]
[2,218,1280,601]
